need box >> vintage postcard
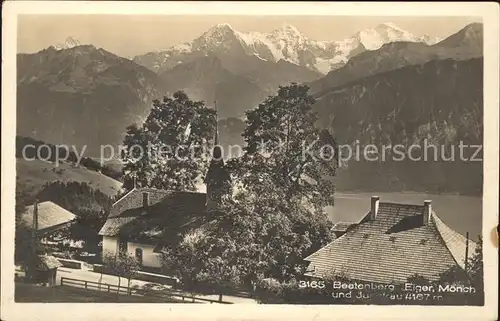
[1,1,499,320]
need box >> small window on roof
[363,234,370,239]
[419,239,428,245]
[389,236,396,243]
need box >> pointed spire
[204,100,232,211]
[214,100,219,146]
[211,100,222,160]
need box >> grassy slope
[16,158,123,197]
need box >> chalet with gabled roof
[304,196,477,284]
[98,188,211,269]
[98,102,231,270]
[21,201,76,236]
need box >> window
[118,239,127,255]
[135,248,143,266]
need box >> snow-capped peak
[353,22,438,50]
[214,23,233,30]
[204,23,235,36]
[274,23,301,35]
[54,36,81,50]
[192,23,241,51]
[421,34,442,45]
[65,37,81,48]
[136,22,442,75]
[269,23,306,44]
[376,22,405,32]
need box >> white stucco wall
[127,241,162,268]
[102,236,118,257]
[101,236,162,268]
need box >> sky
[17,15,481,58]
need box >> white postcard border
[2,2,498,321]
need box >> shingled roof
[304,199,477,284]
[21,201,76,233]
[98,188,208,244]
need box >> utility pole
[30,199,39,281]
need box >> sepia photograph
[1,2,499,321]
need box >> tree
[230,83,338,213]
[226,83,335,279]
[15,188,37,271]
[160,227,213,292]
[160,183,332,289]
[436,235,484,305]
[121,91,216,191]
[15,185,35,217]
[466,235,484,294]
[15,216,34,270]
[36,181,113,254]
[102,253,140,295]
[399,237,485,306]
[160,84,335,290]
[37,181,112,219]
[15,190,51,280]
[161,197,275,289]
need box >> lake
[326,192,482,241]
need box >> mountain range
[16,21,483,194]
[17,45,164,156]
[309,22,483,93]
[315,57,483,194]
[133,22,440,75]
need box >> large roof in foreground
[304,202,477,284]
[21,201,76,231]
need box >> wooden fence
[60,277,232,304]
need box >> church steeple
[204,100,231,211]
[212,101,222,160]
[214,101,219,146]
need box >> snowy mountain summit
[355,23,440,50]
[134,22,440,74]
[54,37,81,50]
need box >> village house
[304,196,478,284]
[21,201,77,237]
[21,201,81,250]
[98,189,208,270]
[98,116,231,272]
[22,201,83,251]
[20,201,77,284]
